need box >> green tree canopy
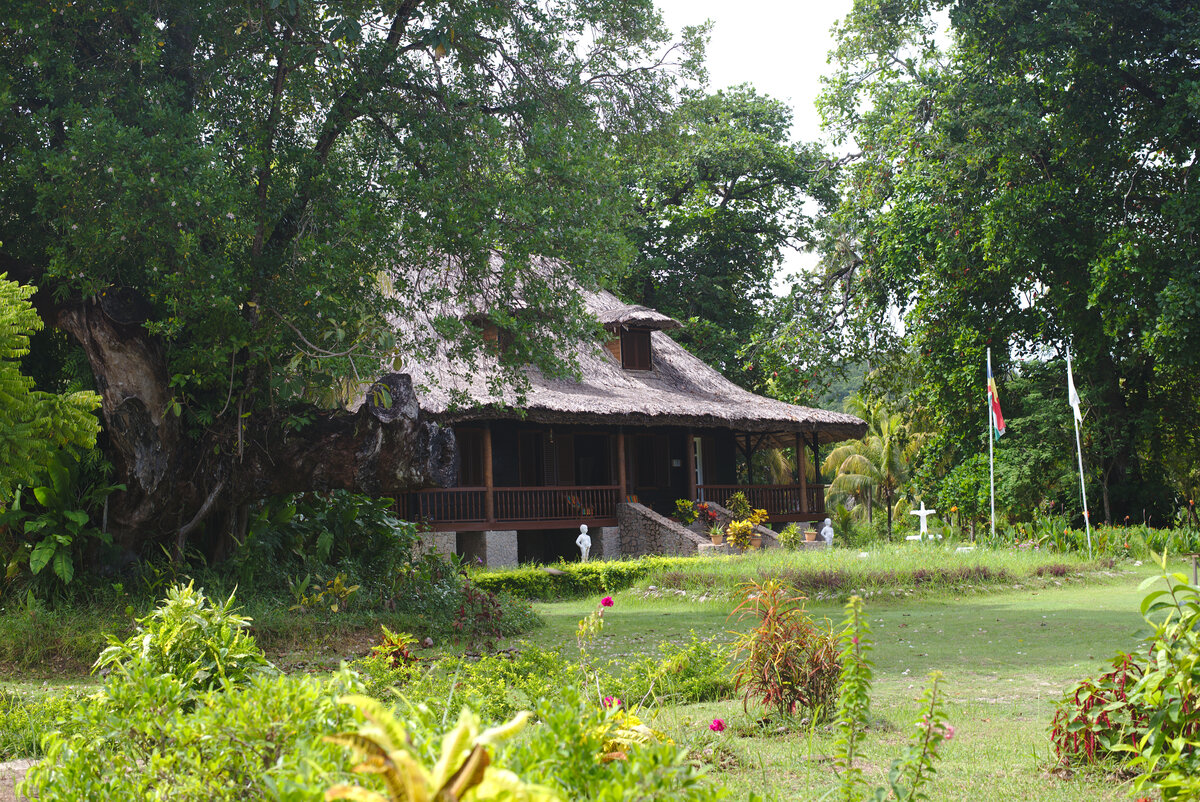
[0,273,100,503]
[818,0,1200,522]
[617,85,838,376]
[0,1,703,550]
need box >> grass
[503,557,1174,801]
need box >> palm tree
[822,395,925,539]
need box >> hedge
[471,556,695,600]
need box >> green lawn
[508,561,1170,801]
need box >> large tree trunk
[56,294,456,555]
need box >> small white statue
[819,517,834,544]
[575,524,592,562]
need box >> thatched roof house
[403,286,866,445]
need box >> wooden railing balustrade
[401,485,620,530]
[696,483,826,520]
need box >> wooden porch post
[795,432,808,513]
[616,430,627,501]
[745,434,755,485]
[811,434,822,484]
[483,424,495,523]
[686,431,696,501]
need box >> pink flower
[601,596,614,607]
[851,636,859,645]
[943,724,955,740]
[709,718,725,732]
[603,696,622,708]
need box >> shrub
[500,685,726,802]
[21,670,363,801]
[471,556,694,600]
[1050,652,1146,766]
[1118,565,1200,798]
[730,580,840,719]
[726,492,753,521]
[778,523,803,550]
[94,581,275,694]
[402,645,578,724]
[726,519,754,550]
[615,633,735,706]
[675,499,698,525]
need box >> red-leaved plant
[1049,651,1149,766]
[729,580,840,719]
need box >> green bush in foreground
[1050,556,1200,799]
[21,671,362,801]
[94,581,275,694]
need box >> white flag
[1066,352,1082,423]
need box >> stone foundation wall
[616,503,710,557]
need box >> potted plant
[708,523,725,545]
[805,528,818,542]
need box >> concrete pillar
[416,529,457,557]
[482,529,518,567]
[595,526,621,560]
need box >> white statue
[819,517,834,544]
[575,524,592,562]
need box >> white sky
[653,0,858,283]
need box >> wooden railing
[401,487,488,524]
[696,484,826,519]
[401,485,621,530]
[495,486,620,522]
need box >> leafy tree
[819,0,1200,523]
[0,1,702,553]
[617,85,838,377]
[0,273,99,503]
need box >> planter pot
[750,534,763,549]
[805,530,818,542]
[710,532,724,546]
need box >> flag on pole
[1066,353,1082,423]
[987,363,1006,438]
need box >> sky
[653,0,857,145]
[651,0,859,279]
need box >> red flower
[601,596,614,607]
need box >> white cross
[910,501,937,537]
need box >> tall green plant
[1120,560,1200,798]
[834,595,951,802]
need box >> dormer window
[620,328,652,370]
[596,303,682,372]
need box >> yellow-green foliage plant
[325,695,558,802]
[726,519,755,550]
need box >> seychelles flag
[987,363,1006,438]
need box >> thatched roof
[596,304,682,332]
[393,282,866,444]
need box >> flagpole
[988,348,996,540]
[1067,351,1092,559]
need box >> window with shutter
[620,328,652,370]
